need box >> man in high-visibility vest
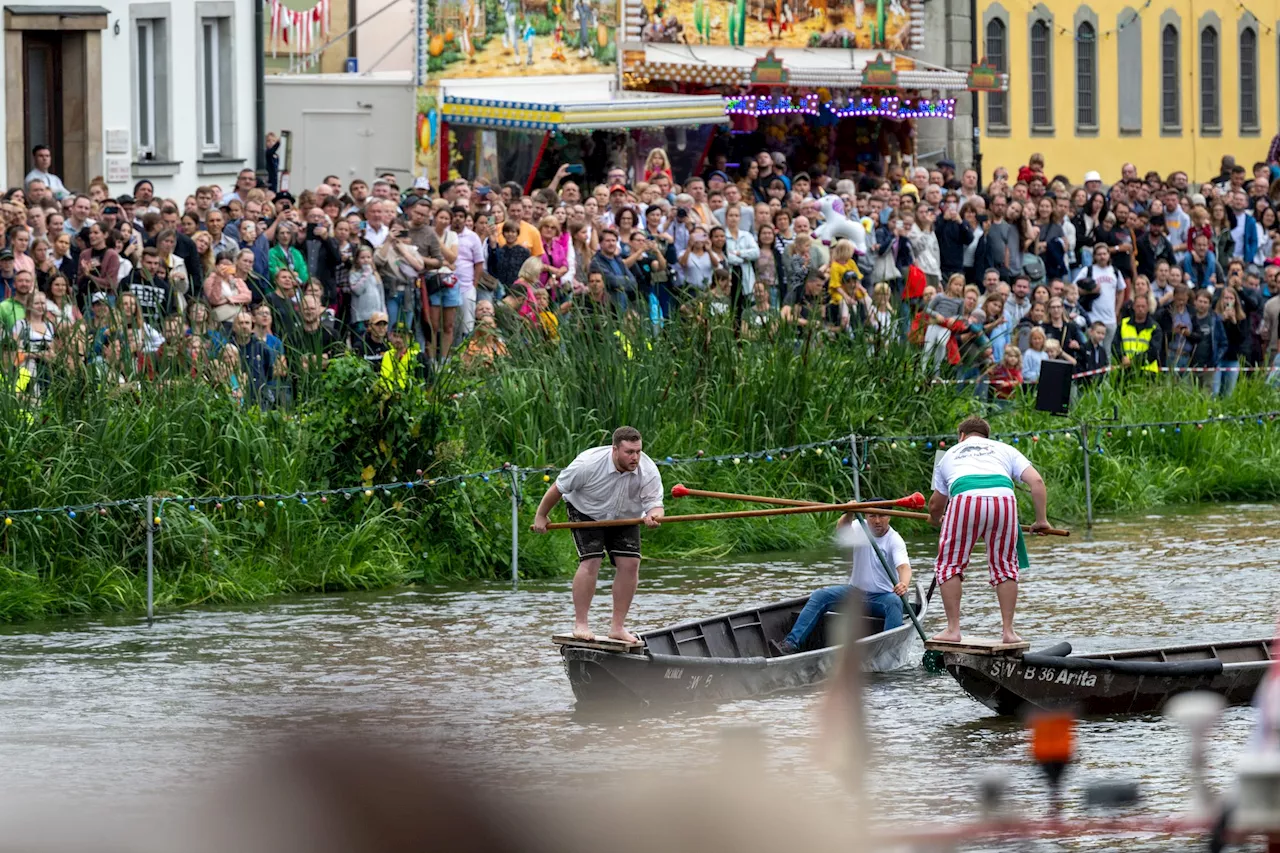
[1112,292,1164,373]
[378,322,430,392]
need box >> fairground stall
[616,0,1007,176]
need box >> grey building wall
[913,0,974,169]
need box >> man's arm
[927,490,948,526]
[531,482,563,533]
[893,562,912,596]
[547,163,570,194]
[640,467,664,527]
[1020,466,1051,532]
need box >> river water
[0,503,1277,847]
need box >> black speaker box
[1035,360,1073,415]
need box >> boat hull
[943,638,1273,716]
[561,584,926,707]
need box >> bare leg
[427,304,443,361]
[995,579,1020,644]
[931,576,963,642]
[608,556,641,643]
[571,557,602,639]
[441,306,458,355]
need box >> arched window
[986,18,1009,129]
[1030,20,1052,129]
[1240,25,1258,132]
[1076,22,1097,129]
[1161,23,1180,130]
[1117,12,1142,133]
[1200,25,1220,131]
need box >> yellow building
[975,0,1277,183]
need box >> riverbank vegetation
[2,316,1279,622]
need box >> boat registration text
[987,660,1099,687]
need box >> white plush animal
[812,195,868,254]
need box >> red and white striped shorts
[934,494,1021,587]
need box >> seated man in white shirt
[771,503,911,656]
[531,426,665,643]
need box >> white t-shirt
[1075,264,1124,326]
[848,527,909,595]
[931,436,1032,498]
[555,445,663,520]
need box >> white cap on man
[1083,170,1102,184]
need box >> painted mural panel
[425,0,617,77]
[631,0,914,50]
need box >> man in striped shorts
[928,416,1051,644]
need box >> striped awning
[440,82,728,133]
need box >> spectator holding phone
[679,226,717,294]
[936,196,974,281]
[1156,282,1195,370]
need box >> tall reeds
[1,310,1278,622]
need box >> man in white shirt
[224,169,258,206]
[63,194,94,237]
[24,145,69,200]
[1073,243,1127,352]
[772,504,911,656]
[532,427,665,643]
[363,200,391,248]
[713,184,755,234]
[928,416,1051,645]
[450,206,485,336]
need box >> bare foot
[572,626,596,641]
[608,628,640,644]
[1002,631,1023,644]
[931,629,962,643]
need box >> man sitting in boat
[771,502,911,657]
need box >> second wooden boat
[939,636,1273,715]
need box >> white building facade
[1,0,258,197]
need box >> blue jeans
[784,585,904,647]
[1213,358,1239,397]
[387,288,416,330]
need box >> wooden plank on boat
[552,634,646,654]
[924,638,1031,656]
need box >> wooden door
[22,32,64,175]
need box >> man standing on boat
[929,416,1051,645]
[771,503,911,657]
[531,427,664,644]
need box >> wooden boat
[558,581,928,707]
[940,637,1274,716]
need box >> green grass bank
[1,317,1279,623]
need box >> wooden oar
[669,485,925,511]
[543,494,926,530]
[670,485,1071,536]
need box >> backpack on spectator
[1021,252,1046,285]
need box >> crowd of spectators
[3,137,1280,408]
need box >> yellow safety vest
[1119,317,1159,373]
[378,345,422,391]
